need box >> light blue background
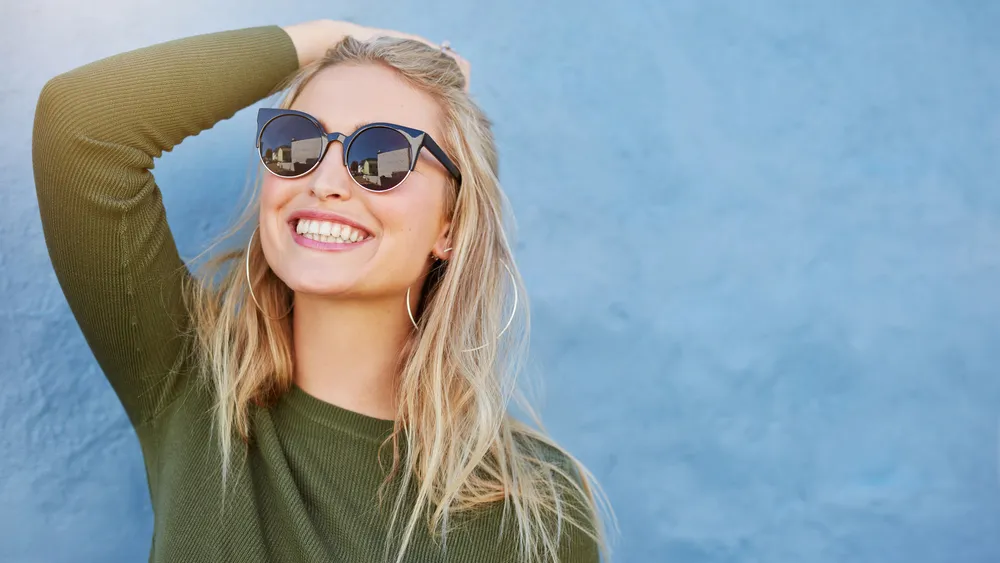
[2,1,1000,562]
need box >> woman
[33,18,611,563]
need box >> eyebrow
[315,116,374,135]
[344,120,374,134]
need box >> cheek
[259,176,289,218]
[378,186,446,248]
[260,178,284,212]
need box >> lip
[287,209,376,252]
[291,228,373,252]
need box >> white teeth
[296,219,370,243]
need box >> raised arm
[31,18,468,427]
[31,25,300,426]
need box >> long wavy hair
[183,35,613,563]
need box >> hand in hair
[281,19,472,90]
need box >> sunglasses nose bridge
[326,132,349,165]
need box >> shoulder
[514,429,586,488]
[512,429,604,563]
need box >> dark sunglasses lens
[259,114,324,177]
[347,127,412,191]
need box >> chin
[279,273,363,297]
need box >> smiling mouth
[292,218,373,244]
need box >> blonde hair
[183,35,614,563]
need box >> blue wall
[3,1,999,562]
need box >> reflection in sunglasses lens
[259,115,324,177]
[347,127,412,191]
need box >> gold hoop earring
[246,226,292,320]
[405,260,517,353]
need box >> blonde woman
[33,18,612,563]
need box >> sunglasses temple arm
[423,136,463,185]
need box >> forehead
[290,63,444,139]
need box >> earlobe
[430,245,452,262]
[433,223,452,261]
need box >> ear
[430,220,452,261]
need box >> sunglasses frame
[255,108,462,192]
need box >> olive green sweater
[31,25,597,563]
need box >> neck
[291,291,414,420]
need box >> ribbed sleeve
[31,25,300,426]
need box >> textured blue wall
[3,1,1000,562]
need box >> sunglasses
[255,108,462,192]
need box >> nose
[309,142,354,200]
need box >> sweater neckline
[279,383,395,442]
